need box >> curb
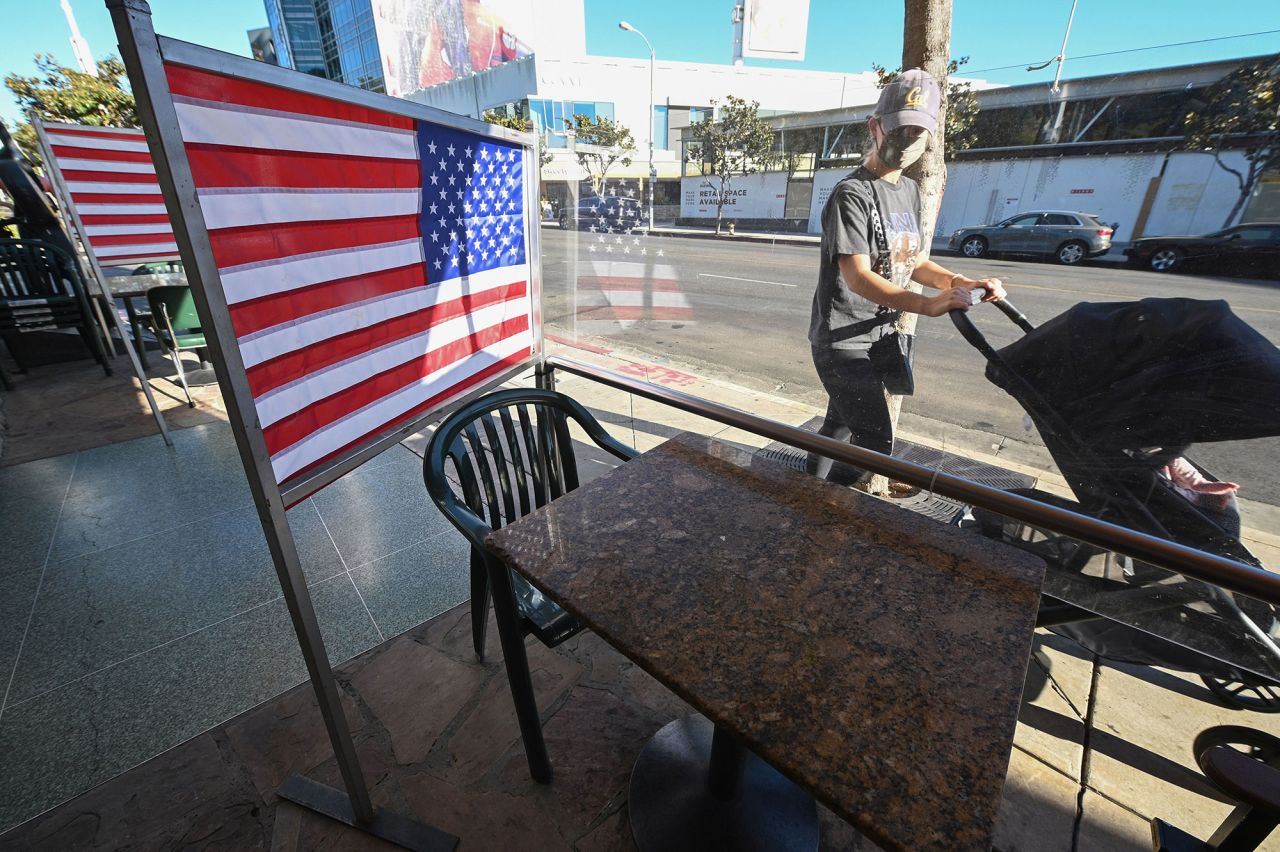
[647,228,820,248]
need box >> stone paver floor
[3,344,1280,849]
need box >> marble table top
[486,433,1046,851]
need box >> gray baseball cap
[874,68,940,134]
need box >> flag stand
[105,0,538,847]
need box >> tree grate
[752,424,1038,525]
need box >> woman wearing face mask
[806,68,1007,486]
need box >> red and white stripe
[163,63,533,488]
[576,262,692,331]
[43,121,181,267]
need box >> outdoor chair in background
[1152,725,1280,851]
[424,388,638,782]
[0,238,111,386]
[145,285,206,408]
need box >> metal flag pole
[33,115,173,446]
[105,2,455,848]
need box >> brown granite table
[486,433,1046,851]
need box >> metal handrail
[544,354,1280,607]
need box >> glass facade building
[527,99,616,148]
[264,0,385,91]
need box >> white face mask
[877,127,930,170]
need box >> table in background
[487,433,1046,851]
[102,272,187,367]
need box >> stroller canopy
[990,298,1280,451]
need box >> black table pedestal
[629,715,819,852]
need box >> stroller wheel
[1201,675,1280,713]
[1193,725,1280,768]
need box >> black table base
[629,715,819,852]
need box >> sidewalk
[543,338,1279,570]
[534,340,1280,851]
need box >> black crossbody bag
[866,190,916,396]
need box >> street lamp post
[619,20,656,231]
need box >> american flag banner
[38,120,181,267]
[156,61,535,490]
[573,184,693,334]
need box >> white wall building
[525,55,890,217]
[675,55,1276,242]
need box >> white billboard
[371,0,534,98]
[742,0,810,62]
[681,173,789,219]
[808,167,853,233]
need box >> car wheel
[960,236,987,258]
[1149,247,1183,272]
[1056,241,1087,265]
[559,213,571,230]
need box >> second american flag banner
[37,120,181,268]
[158,61,535,489]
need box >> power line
[965,29,1280,75]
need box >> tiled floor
[5,346,1280,848]
[0,421,472,833]
[0,601,882,852]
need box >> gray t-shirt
[808,167,923,351]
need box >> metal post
[731,3,745,66]
[1050,0,1078,95]
[565,128,580,343]
[105,4,459,849]
[647,48,655,231]
[33,115,172,446]
[706,725,747,800]
[619,22,657,231]
[1046,0,1078,143]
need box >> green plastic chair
[145,285,206,407]
[423,387,638,782]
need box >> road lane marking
[698,273,797,287]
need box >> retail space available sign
[807,168,853,233]
[681,173,788,219]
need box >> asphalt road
[540,228,1280,506]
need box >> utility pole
[731,3,745,66]
[62,0,99,76]
[1048,0,1078,142]
[1027,0,1079,143]
[619,21,657,230]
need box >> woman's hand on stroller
[921,286,980,316]
[975,277,1006,302]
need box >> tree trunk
[1220,157,1260,228]
[868,0,952,496]
[715,176,727,235]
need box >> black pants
[805,347,893,485]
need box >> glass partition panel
[537,40,1280,591]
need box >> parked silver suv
[948,210,1114,265]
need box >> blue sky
[3,0,1278,125]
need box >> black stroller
[952,297,1280,711]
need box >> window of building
[653,105,669,150]
[528,99,617,148]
